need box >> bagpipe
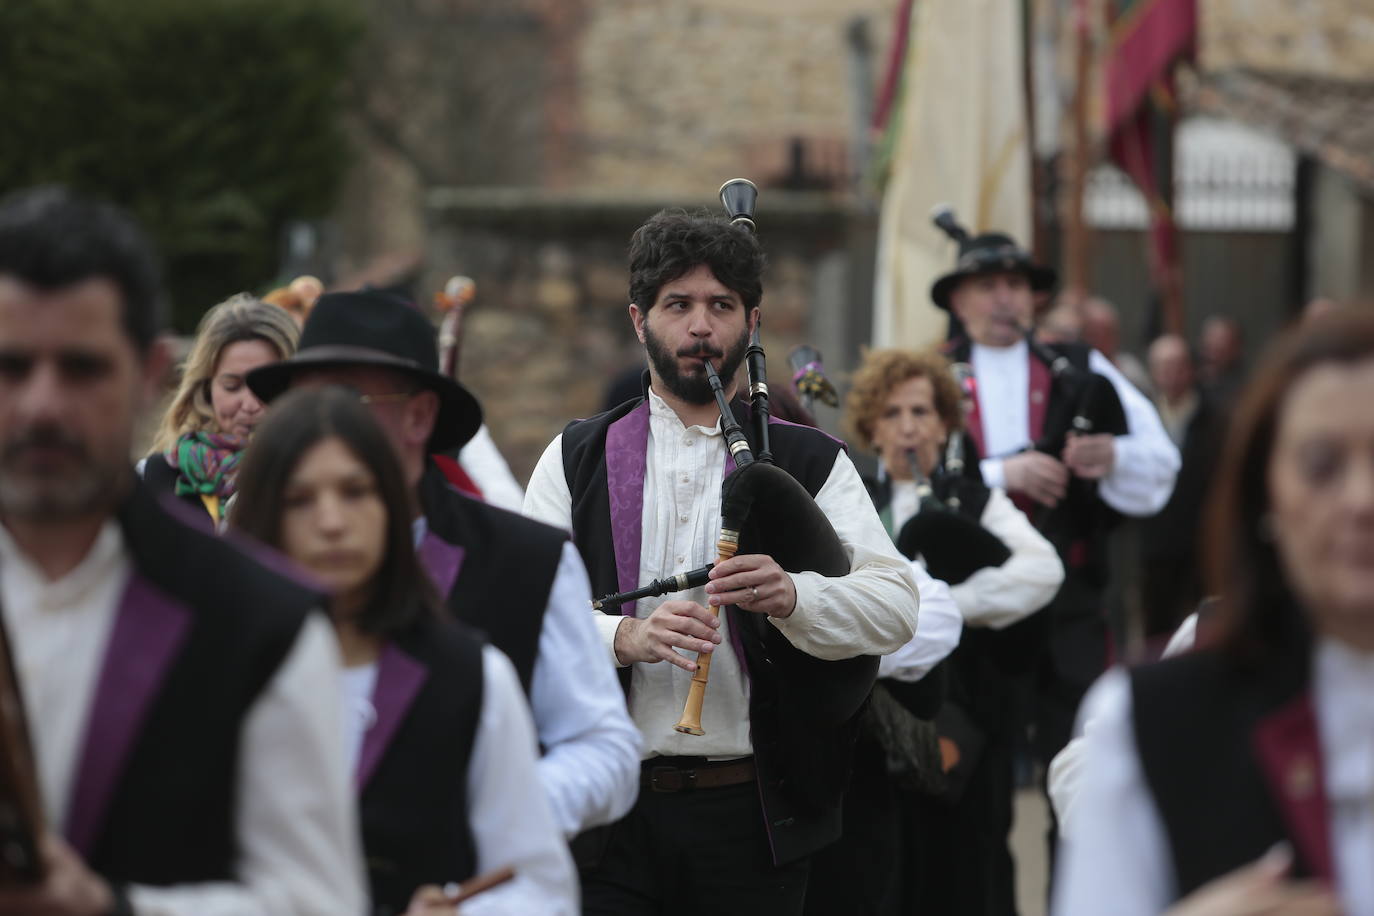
[893,444,1011,587]
[931,208,1128,543]
[592,179,878,803]
[0,613,45,887]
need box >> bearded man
[523,209,919,914]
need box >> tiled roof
[1193,68,1374,190]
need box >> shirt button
[679,514,689,524]
[685,438,694,447]
[680,474,689,483]
[676,556,685,564]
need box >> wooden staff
[0,613,45,886]
[443,866,516,905]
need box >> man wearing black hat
[247,290,641,840]
[522,209,920,913]
[928,226,1178,912]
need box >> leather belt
[641,757,756,793]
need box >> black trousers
[581,780,810,915]
[804,737,901,916]
[906,719,1017,915]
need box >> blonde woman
[142,293,298,523]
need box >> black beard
[644,323,751,406]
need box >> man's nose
[686,305,714,337]
[15,362,68,422]
[1344,460,1374,517]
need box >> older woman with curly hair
[832,347,1063,915]
[142,293,298,523]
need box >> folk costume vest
[560,394,862,866]
[944,338,1123,685]
[76,480,318,886]
[358,614,484,916]
[1131,647,1334,896]
[417,461,566,692]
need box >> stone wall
[423,188,874,483]
[1202,0,1374,78]
[572,0,901,193]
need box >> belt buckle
[649,766,697,793]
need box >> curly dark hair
[628,209,765,311]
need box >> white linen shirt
[523,387,920,760]
[342,647,579,915]
[972,339,1180,517]
[877,562,962,682]
[1052,639,1374,916]
[0,520,365,916]
[887,479,1062,630]
[412,520,641,837]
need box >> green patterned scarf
[166,430,246,499]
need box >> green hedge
[0,0,362,330]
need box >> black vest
[945,338,1127,690]
[89,481,318,885]
[140,452,210,518]
[1131,648,1313,896]
[943,338,1122,580]
[419,463,566,691]
[561,396,868,865]
[360,615,484,916]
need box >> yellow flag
[873,0,1033,349]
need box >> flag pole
[1063,0,1094,304]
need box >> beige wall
[572,0,901,193]
[1202,0,1374,77]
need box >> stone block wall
[423,188,873,482]
[1202,0,1374,78]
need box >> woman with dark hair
[231,386,576,915]
[1052,314,1374,915]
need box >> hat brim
[247,346,483,453]
[931,262,1058,311]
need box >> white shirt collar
[0,518,126,604]
[970,336,1029,365]
[646,387,724,438]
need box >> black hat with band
[929,230,1057,311]
[247,289,482,452]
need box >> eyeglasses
[357,391,416,406]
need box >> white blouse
[1053,638,1374,916]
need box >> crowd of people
[0,181,1369,916]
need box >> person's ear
[629,303,648,344]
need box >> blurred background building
[4,0,1372,479]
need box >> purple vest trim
[605,401,651,619]
[356,644,429,790]
[65,575,192,856]
[418,530,466,598]
[1251,691,1335,881]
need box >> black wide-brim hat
[247,289,483,453]
[930,232,1057,311]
